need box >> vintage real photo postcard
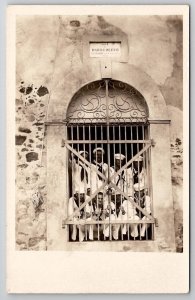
[7,5,189,293]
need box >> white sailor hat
[135,155,143,162]
[93,147,105,154]
[134,183,145,192]
[114,153,125,160]
[79,150,88,156]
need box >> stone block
[28,99,35,104]
[37,86,49,97]
[33,122,44,126]
[18,127,32,133]
[15,135,27,145]
[26,152,39,162]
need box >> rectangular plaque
[90,42,121,57]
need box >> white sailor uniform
[118,198,140,237]
[90,161,109,194]
[110,154,134,238]
[111,167,134,197]
[132,168,147,191]
[71,160,91,194]
[68,195,94,241]
[102,197,119,240]
[135,194,151,237]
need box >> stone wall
[170,138,183,252]
[15,82,48,250]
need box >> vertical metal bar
[148,125,154,240]
[71,125,74,241]
[76,125,82,240]
[113,125,117,241]
[130,125,135,240]
[88,124,93,240]
[65,124,69,241]
[101,125,103,240]
[105,79,112,241]
[70,125,74,195]
[125,123,130,240]
[83,123,87,240]
[136,125,141,240]
[119,123,123,241]
[89,124,92,186]
[83,123,85,199]
[95,123,98,196]
[94,123,99,241]
[97,124,104,241]
[142,124,148,241]
[101,125,106,241]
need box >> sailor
[92,192,104,239]
[111,153,133,215]
[68,192,94,242]
[92,192,104,219]
[91,147,110,194]
[111,153,139,236]
[132,155,147,190]
[102,195,118,240]
[118,194,140,238]
[71,150,91,196]
[134,184,151,238]
[91,191,118,240]
[68,192,80,241]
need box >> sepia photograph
[7,4,189,293]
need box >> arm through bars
[66,144,107,181]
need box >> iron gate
[62,80,155,241]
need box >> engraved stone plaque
[89,42,121,57]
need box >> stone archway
[46,62,175,251]
[46,62,169,122]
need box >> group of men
[68,147,151,242]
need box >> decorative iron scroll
[66,80,149,123]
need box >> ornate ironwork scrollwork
[66,80,149,123]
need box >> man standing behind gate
[91,147,110,194]
[111,153,135,239]
[111,153,134,214]
[132,155,147,190]
[70,150,91,196]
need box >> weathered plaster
[160,16,183,110]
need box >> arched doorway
[63,79,155,242]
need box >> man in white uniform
[68,192,94,242]
[132,155,147,192]
[102,195,118,240]
[111,153,134,238]
[91,192,118,240]
[91,147,110,194]
[119,196,140,238]
[92,192,104,240]
[111,153,133,212]
[133,184,151,238]
[70,150,91,196]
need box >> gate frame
[46,63,176,251]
